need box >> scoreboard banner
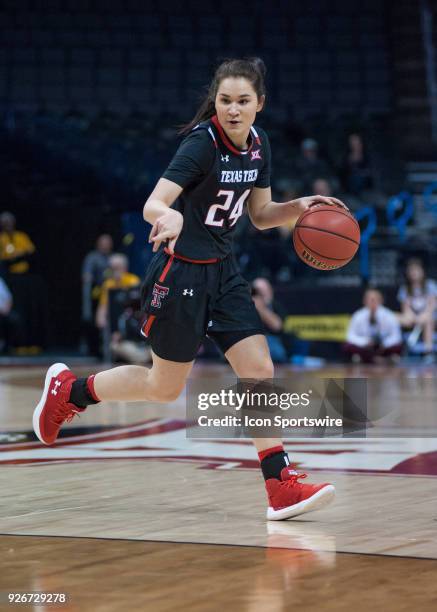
[283,314,351,342]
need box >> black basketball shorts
[140,249,264,362]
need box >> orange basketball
[293,205,360,270]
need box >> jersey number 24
[205,189,250,228]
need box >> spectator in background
[312,177,333,198]
[340,132,373,196]
[251,277,294,362]
[0,275,22,353]
[293,138,333,189]
[0,212,46,351]
[0,212,35,274]
[95,253,143,364]
[96,253,140,331]
[82,234,114,356]
[344,288,402,364]
[397,258,436,363]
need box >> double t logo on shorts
[151,283,169,308]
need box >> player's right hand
[149,209,184,254]
[299,195,350,212]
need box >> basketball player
[33,58,347,520]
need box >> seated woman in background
[344,288,402,364]
[340,132,373,196]
[397,258,436,363]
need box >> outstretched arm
[143,178,184,254]
[247,186,348,231]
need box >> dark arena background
[1,1,437,611]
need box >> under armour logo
[221,154,229,162]
[207,320,213,328]
[51,380,61,396]
[151,283,169,308]
[251,149,261,161]
[183,289,194,296]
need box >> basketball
[293,205,360,270]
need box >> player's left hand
[294,195,350,215]
[149,209,184,254]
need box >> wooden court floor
[1,363,437,611]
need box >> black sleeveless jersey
[161,115,271,260]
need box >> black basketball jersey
[161,115,271,260]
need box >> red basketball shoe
[33,363,83,445]
[265,466,335,520]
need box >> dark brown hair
[179,57,267,135]
[405,257,426,296]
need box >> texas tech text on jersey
[162,115,271,260]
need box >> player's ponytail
[179,57,267,135]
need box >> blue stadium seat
[94,0,125,11]
[2,0,31,9]
[125,0,150,11]
[40,83,68,105]
[0,13,14,28]
[307,69,332,86]
[295,16,322,32]
[112,30,135,46]
[186,0,215,13]
[10,81,38,103]
[130,14,161,32]
[197,32,222,48]
[65,0,92,11]
[365,69,388,85]
[185,51,213,66]
[261,32,290,49]
[128,51,154,68]
[277,51,305,68]
[0,49,9,66]
[94,84,123,105]
[98,48,124,66]
[168,31,193,47]
[126,67,151,85]
[156,50,182,66]
[155,69,182,89]
[278,73,305,90]
[125,86,153,104]
[104,14,132,29]
[306,51,331,68]
[359,16,383,31]
[196,16,222,32]
[39,66,66,85]
[40,47,65,65]
[86,30,113,45]
[69,83,96,101]
[11,65,37,82]
[167,16,193,31]
[0,67,9,97]
[335,53,360,68]
[70,66,94,86]
[33,0,62,10]
[56,30,87,46]
[135,30,163,46]
[365,89,389,109]
[31,29,57,45]
[70,48,96,66]
[11,47,37,65]
[98,68,123,86]
[326,33,356,48]
[44,13,73,29]
[3,29,29,46]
